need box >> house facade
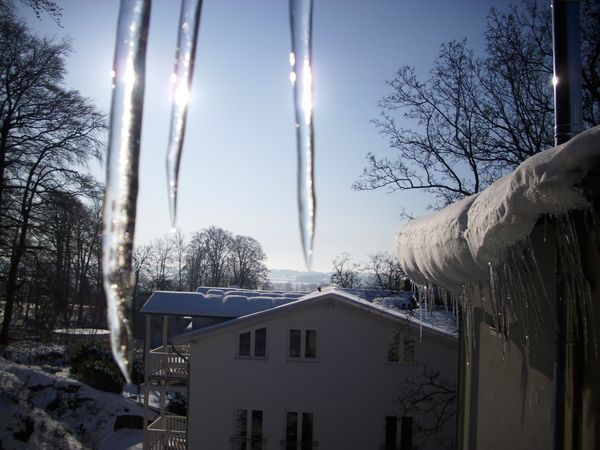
[168,288,457,450]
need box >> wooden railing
[279,440,319,449]
[147,345,190,380]
[230,436,268,450]
[146,415,187,450]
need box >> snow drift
[395,125,600,292]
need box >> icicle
[289,0,316,270]
[102,0,151,383]
[166,0,203,227]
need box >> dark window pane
[400,416,413,450]
[254,328,267,357]
[301,412,313,447]
[286,412,298,450]
[304,330,317,358]
[251,410,263,440]
[403,336,416,364]
[385,416,397,449]
[239,332,251,356]
[289,329,301,358]
[236,409,248,437]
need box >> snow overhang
[396,125,600,293]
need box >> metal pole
[552,0,582,146]
[551,1,582,450]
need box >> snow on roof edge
[171,287,456,344]
[396,125,600,292]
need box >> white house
[143,286,457,450]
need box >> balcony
[279,440,319,449]
[146,415,187,450]
[147,344,190,381]
[230,436,268,450]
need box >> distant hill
[269,269,330,291]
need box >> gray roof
[140,289,305,318]
[171,287,457,344]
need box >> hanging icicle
[102,0,151,382]
[289,0,316,270]
[166,0,204,228]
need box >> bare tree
[203,226,233,287]
[185,231,209,291]
[0,12,105,343]
[228,235,268,289]
[395,366,457,448]
[330,253,362,288]
[354,0,600,208]
[365,252,406,291]
[171,230,186,291]
[149,237,174,291]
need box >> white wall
[186,298,457,450]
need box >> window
[237,327,267,358]
[384,416,397,450]
[403,336,416,364]
[400,417,413,450]
[384,416,412,450]
[284,411,314,450]
[233,409,264,450]
[387,331,417,364]
[288,329,317,360]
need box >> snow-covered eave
[171,287,456,345]
[396,125,600,293]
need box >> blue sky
[21,0,512,272]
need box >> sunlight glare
[174,82,190,108]
[302,58,312,125]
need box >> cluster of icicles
[102,0,316,380]
[409,211,598,367]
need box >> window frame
[233,408,265,450]
[383,415,413,450]
[283,410,315,449]
[387,329,418,365]
[287,328,318,362]
[236,327,268,359]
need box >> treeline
[133,227,270,295]
[329,252,408,291]
[0,9,270,344]
[0,9,106,343]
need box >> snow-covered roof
[140,289,304,317]
[396,125,600,292]
[171,286,457,344]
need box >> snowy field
[0,341,153,450]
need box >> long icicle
[289,0,316,270]
[102,0,151,382]
[166,0,204,228]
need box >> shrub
[166,392,187,416]
[69,344,124,393]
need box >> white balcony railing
[148,345,190,380]
[146,415,187,450]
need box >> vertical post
[162,315,169,347]
[456,309,470,450]
[551,2,582,450]
[552,0,582,146]
[143,314,151,447]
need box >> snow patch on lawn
[0,357,149,449]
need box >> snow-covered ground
[0,346,152,450]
